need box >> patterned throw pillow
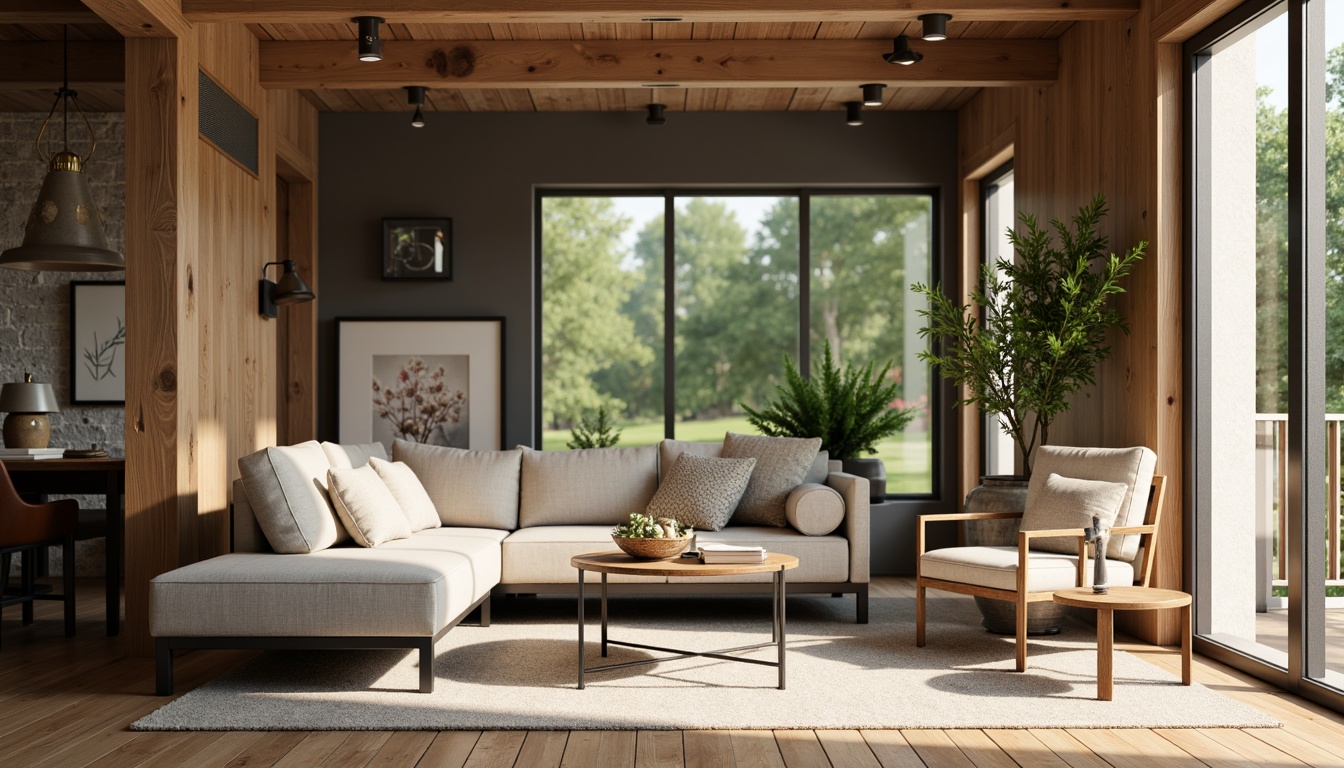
[721,432,823,527]
[645,454,757,532]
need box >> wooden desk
[4,458,124,636]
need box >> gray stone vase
[840,457,886,501]
[963,475,1068,635]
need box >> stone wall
[0,112,126,576]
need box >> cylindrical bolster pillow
[785,483,845,536]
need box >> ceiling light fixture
[646,103,667,126]
[0,25,122,272]
[883,35,924,66]
[845,101,863,126]
[918,13,952,42]
[860,83,886,107]
[259,259,315,318]
[354,16,384,62]
[406,86,428,128]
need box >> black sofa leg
[156,639,174,696]
[418,639,435,693]
[856,584,869,624]
[479,595,491,627]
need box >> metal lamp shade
[0,158,124,272]
[0,378,60,414]
[273,262,315,305]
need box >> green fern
[567,405,623,449]
[740,340,917,460]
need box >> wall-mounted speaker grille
[199,70,258,174]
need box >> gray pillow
[721,432,823,527]
[1020,472,1128,555]
[647,454,756,531]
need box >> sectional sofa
[150,438,870,694]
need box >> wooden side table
[1052,586,1192,701]
[570,551,799,690]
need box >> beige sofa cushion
[501,525,668,584]
[1027,445,1157,561]
[392,439,522,530]
[785,483,845,536]
[518,445,659,528]
[321,441,390,469]
[369,457,441,532]
[237,441,347,554]
[647,454,755,531]
[919,545,1136,593]
[1020,473,1128,555]
[660,439,828,485]
[721,432,822,527]
[327,466,412,548]
[669,526,850,584]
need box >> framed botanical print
[69,280,126,405]
[382,218,453,280]
[337,318,503,452]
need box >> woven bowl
[612,535,691,560]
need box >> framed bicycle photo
[382,218,453,280]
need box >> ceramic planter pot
[840,457,886,501]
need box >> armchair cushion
[920,545,1135,593]
[1020,473,1128,555]
[1027,445,1157,562]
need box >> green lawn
[542,415,932,494]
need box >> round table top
[571,551,799,577]
[1052,586,1191,611]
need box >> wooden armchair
[0,465,77,645]
[915,447,1166,672]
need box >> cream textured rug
[134,596,1277,731]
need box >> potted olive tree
[742,340,917,501]
[911,194,1144,633]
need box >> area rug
[133,596,1277,731]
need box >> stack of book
[699,543,767,564]
[0,448,65,461]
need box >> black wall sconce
[354,16,384,62]
[259,259,315,318]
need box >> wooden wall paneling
[955,1,1204,644]
[123,30,200,657]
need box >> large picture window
[538,190,937,496]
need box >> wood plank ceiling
[0,17,1072,113]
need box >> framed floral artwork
[69,280,127,405]
[336,318,503,451]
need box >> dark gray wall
[318,110,959,450]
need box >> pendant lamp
[0,26,124,272]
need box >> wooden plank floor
[2,577,1343,768]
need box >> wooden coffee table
[570,551,799,690]
[1052,586,1192,701]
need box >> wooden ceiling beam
[0,42,125,89]
[82,0,190,38]
[259,38,1057,89]
[0,1,102,24]
[185,0,1137,24]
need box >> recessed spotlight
[354,16,384,62]
[883,36,923,66]
[918,13,952,42]
[861,83,885,107]
[845,101,863,126]
[647,103,667,125]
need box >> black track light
[861,83,885,107]
[355,16,384,62]
[845,101,863,127]
[883,35,924,66]
[406,86,428,127]
[646,103,666,126]
[918,13,952,42]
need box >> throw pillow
[1020,472,1129,555]
[237,440,347,554]
[802,450,831,485]
[785,483,845,536]
[368,457,441,532]
[392,439,523,530]
[646,454,757,531]
[327,466,412,548]
[658,439,722,482]
[321,441,390,469]
[721,432,823,527]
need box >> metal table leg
[577,568,585,690]
[776,567,787,690]
[601,572,609,657]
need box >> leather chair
[0,465,77,644]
